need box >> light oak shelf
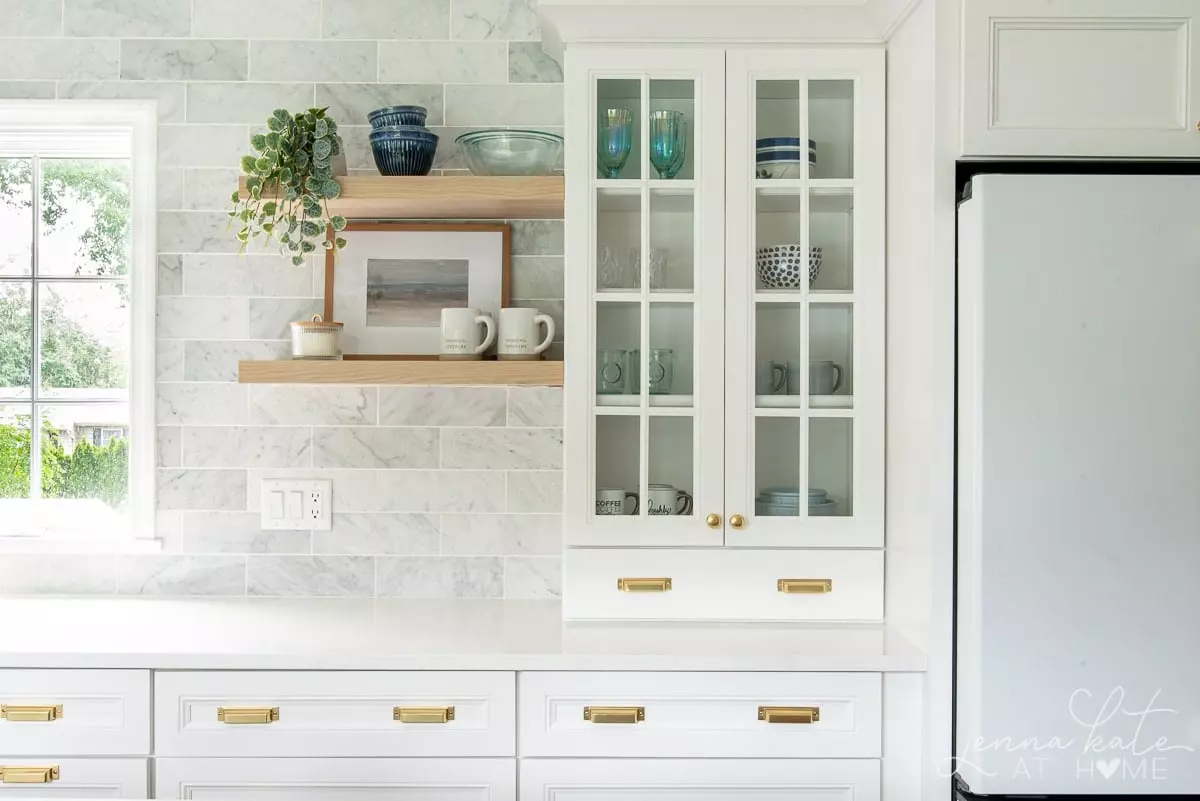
[237,175,564,220]
[237,359,564,386]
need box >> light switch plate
[260,479,332,531]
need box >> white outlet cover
[261,479,332,531]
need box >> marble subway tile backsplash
[0,0,566,600]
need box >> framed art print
[325,222,511,357]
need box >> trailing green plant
[230,107,349,265]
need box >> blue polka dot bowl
[755,244,823,289]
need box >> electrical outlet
[261,479,332,531]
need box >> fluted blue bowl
[368,105,428,128]
[369,128,439,176]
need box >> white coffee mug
[498,307,555,360]
[596,488,638,516]
[440,307,495,360]
[647,483,693,516]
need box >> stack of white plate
[755,137,817,179]
[755,487,838,517]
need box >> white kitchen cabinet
[962,0,1200,158]
[519,758,880,801]
[0,758,147,799]
[0,670,150,756]
[563,44,885,619]
[155,758,515,801]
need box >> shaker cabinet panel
[0,758,148,799]
[962,0,1200,157]
[155,758,515,801]
[519,759,880,801]
[0,670,150,756]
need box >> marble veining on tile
[192,0,320,38]
[186,82,317,125]
[58,81,186,122]
[452,0,539,40]
[313,513,440,555]
[0,555,116,595]
[157,297,249,339]
[442,428,563,470]
[0,40,118,81]
[377,556,504,599]
[378,42,505,84]
[379,386,506,427]
[508,387,564,427]
[157,383,248,425]
[249,41,377,83]
[248,298,323,339]
[181,426,311,468]
[312,427,438,469]
[183,341,291,382]
[64,0,191,37]
[323,0,449,39]
[508,42,563,83]
[504,556,562,599]
[247,555,375,597]
[120,40,248,81]
[157,468,248,511]
[183,512,312,554]
[118,554,246,596]
[157,426,181,467]
[506,471,563,513]
[441,513,560,555]
[250,385,377,426]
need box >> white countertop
[0,597,925,672]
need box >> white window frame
[0,100,157,548]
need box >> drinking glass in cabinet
[597,79,639,179]
[647,348,674,395]
[648,303,693,405]
[596,303,640,401]
[649,190,694,292]
[597,190,640,291]
[598,108,633,179]
[597,349,628,394]
[649,110,686,179]
[649,79,695,180]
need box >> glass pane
[0,282,32,399]
[39,282,129,399]
[809,417,852,517]
[649,190,693,292]
[647,417,693,518]
[0,158,33,277]
[595,416,639,516]
[755,190,809,294]
[810,189,853,292]
[0,405,32,500]
[598,79,640,180]
[596,302,640,401]
[755,80,810,180]
[40,159,132,277]
[755,303,801,409]
[755,417,800,517]
[597,190,640,292]
[648,79,694,181]
[809,80,854,180]
[809,303,853,408]
[648,302,693,404]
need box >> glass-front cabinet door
[724,49,885,547]
[564,49,726,546]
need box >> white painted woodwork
[881,672,924,798]
[564,47,727,549]
[518,671,881,758]
[564,549,883,621]
[962,0,1200,157]
[0,670,150,756]
[0,758,147,799]
[725,48,885,550]
[154,671,514,757]
[155,758,515,801]
[519,758,881,801]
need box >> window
[0,101,155,543]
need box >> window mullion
[29,154,41,505]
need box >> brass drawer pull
[617,577,672,592]
[758,706,820,724]
[0,704,63,722]
[0,766,60,784]
[777,578,833,594]
[584,706,645,724]
[393,706,455,723]
[217,706,279,724]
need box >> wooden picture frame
[324,221,511,360]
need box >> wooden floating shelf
[237,359,564,387]
[238,175,564,220]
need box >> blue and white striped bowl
[369,125,439,176]
[368,105,428,128]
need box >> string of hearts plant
[229,107,349,265]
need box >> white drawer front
[519,672,880,758]
[0,670,150,756]
[155,757,515,801]
[564,549,883,621]
[519,759,880,801]
[0,757,147,799]
[155,671,514,757]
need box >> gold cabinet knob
[1196,120,1200,132]
[729,514,745,529]
[705,513,721,528]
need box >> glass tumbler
[598,109,633,179]
[597,349,628,394]
[647,348,674,395]
[649,110,686,179]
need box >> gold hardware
[729,514,745,529]
[705,513,721,528]
[217,706,279,724]
[583,706,645,724]
[0,766,60,784]
[0,704,63,722]
[393,706,455,723]
[777,578,833,594]
[1196,120,1200,132]
[617,577,672,592]
[758,706,820,724]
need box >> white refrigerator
[956,174,1200,797]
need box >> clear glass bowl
[455,129,563,176]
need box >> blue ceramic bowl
[368,105,428,128]
[369,128,439,176]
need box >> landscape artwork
[365,258,468,327]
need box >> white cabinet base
[519,759,880,801]
[0,758,147,799]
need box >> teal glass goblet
[649,110,686,179]
[598,108,633,179]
